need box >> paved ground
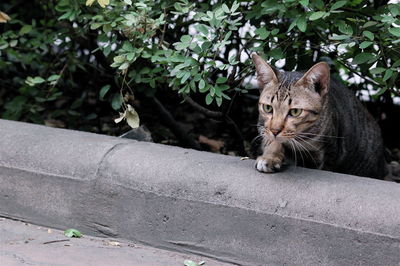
[0,218,233,266]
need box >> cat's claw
[255,156,282,173]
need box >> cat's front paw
[255,156,282,173]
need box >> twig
[225,115,246,156]
[183,96,246,155]
[183,96,223,118]
[151,97,201,150]
[158,8,167,48]
[43,239,70,245]
[225,90,238,116]
[336,60,381,86]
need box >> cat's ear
[252,53,279,89]
[295,62,330,97]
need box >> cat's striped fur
[253,54,387,179]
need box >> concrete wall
[1,119,399,265]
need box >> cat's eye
[262,104,273,113]
[289,108,302,117]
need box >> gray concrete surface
[1,119,400,265]
[0,217,231,266]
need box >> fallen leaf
[240,157,250,160]
[47,229,53,234]
[108,241,121,247]
[64,228,82,238]
[279,199,288,208]
[198,135,224,152]
[0,11,10,23]
[184,260,206,266]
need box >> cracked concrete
[1,119,400,265]
[0,218,231,266]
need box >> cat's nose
[270,128,282,136]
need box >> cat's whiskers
[296,133,326,143]
[292,137,319,167]
[298,132,344,139]
[291,139,306,166]
[288,139,298,168]
[294,135,319,151]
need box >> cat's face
[253,54,330,143]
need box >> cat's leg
[255,141,284,173]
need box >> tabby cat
[252,53,387,179]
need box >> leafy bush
[0,0,399,140]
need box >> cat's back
[326,79,386,178]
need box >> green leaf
[222,92,231,99]
[181,72,190,84]
[9,40,18,47]
[122,42,134,52]
[296,16,307,32]
[331,1,347,10]
[362,21,377,28]
[392,59,400,68]
[352,53,375,64]
[180,35,192,43]
[216,96,222,106]
[210,86,215,96]
[330,34,350,40]
[99,85,111,100]
[389,5,399,16]
[299,0,309,7]
[111,94,123,110]
[113,55,125,63]
[195,24,209,35]
[309,11,326,21]
[388,27,400,37]
[47,75,60,82]
[383,69,393,81]
[255,28,270,39]
[338,21,353,35]
[288,19,297,32]
[369,67,386,74]
[362,31,374,40]
[64,229,82,238]
[359,41,373,49]
[216,77,227,84]
[19,25,32,35]
[199,79,205,90]
[222,3,230,13]
[174,42,190,50]
[32,77,46,84]
[271,29,279,35]
[268,48,284,59]
[184,260,198,266]
[90,23,102,30]
[205,93,213,105]
[373,87,388,98]
[118,62,130,70]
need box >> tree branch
[151,97,202,150]
[183,96,223,118]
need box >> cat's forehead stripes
[260,71,307,105]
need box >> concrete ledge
[1,119,400,265]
